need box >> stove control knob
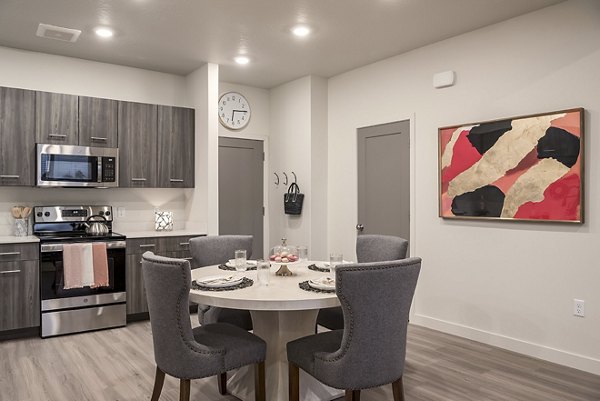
[44,211,50,217]
[99,211,104,216]
[37,212,43,217]
[105,211,111,216]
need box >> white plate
[308,277,336,291]
[270,260,300,266]
[197,275,243,288]
[225,260,257,268]
[323,260,353,267]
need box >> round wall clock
[218,91,251,130]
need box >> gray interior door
[357,120,410,249]
[219,137,264,258]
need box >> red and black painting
[439,108,583,223]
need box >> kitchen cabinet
[0,243,39,332]
[0,87,36,186]
[36,91,78,145]
[157,106,195,188]
[79,96,118,148]
[118,102,158,187]
[126,234,203,317]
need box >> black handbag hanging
[284,182,304,215]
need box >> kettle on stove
[84,215,110,236]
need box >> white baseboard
[411,314,600,376]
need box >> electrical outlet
[117,207,125,218]
[574,299,585,317]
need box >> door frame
[219,132,270,258]
[356,113,417,257]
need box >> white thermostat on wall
[218,91,251,130]
[433,70,456,89]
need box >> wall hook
[274,172,280,185]
[291,171,297,183]
[282,172,288,186]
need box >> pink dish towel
[92,243,109,288]
[63,243,95,289]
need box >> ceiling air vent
[36,23,81,43]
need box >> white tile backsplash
[0,186,189,236]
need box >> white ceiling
[0,0,565,88]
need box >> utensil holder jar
[14,218,28,237]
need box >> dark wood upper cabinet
[79,96,118,148]
[36,92,78,145]
[157,106,195,188]
[118,101,158,187]
[0,87,35,186]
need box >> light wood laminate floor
[0,321,598,401]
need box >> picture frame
[438,108,584,223]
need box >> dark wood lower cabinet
[126,253,149,315]
[0,260,40,331]
[126,235,204,318]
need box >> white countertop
[0,235,40,244]
[118,230,206,239]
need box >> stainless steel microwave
[36,144,119,187]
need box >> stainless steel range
[34,205,126,338]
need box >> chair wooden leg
[218,372,227,395]
[254,361,266,401]
[392,376,405,401]
[289,362,300,401]
[150,367,165,401]
[179,379,190,401]
[344,390,361,401]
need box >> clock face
[218,92,251,130]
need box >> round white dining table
[189,261,342,401]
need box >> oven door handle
[41,240,127,253]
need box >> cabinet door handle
[91,136,108,141]
[139,244,156,248]
[0,251,20,256]
[170,178,184,183]
[131,178,147,182]
[0,175,19,179]
[49,134,67,139]
[179,242,190,246]
[0,270,21,274]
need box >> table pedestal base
[226,310,342,401]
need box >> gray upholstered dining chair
[141,252,266,401]
[287,257,421,401]
[316,234,409,331]
[189,235,254,330]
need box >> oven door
[40,241,126,311]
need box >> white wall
[327,0,600,374]
[269,76,328,258]
[0,46,207,235]
[185,63,219,235]
[269,77,311,249]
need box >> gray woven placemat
[218,264,257,271]
[192,277,254,291]
[308,264,330,273]
[298,280,335,294]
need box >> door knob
[356,224,364,231]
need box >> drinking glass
[257,259,270,286]
[234,249,247,273]
[329,252,343,281]
[297,246,309,262]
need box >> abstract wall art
[439,108,583,223]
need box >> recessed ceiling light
[95,27,114,38]
[291,25,311,37]
[234,56,250,65]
